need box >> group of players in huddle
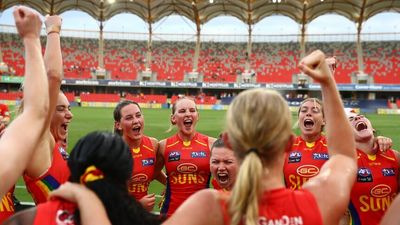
[0,6,399,225]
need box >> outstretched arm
[25,14,64,178]
[300,50,357,225]
[0,6,49,198]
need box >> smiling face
[171,98,199,137]
[347,112,374,142]
[116,103,144,144]
[210,146,238,191]
[50,92,73,148]
[298,99,325,141]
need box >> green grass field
[14,107,400,210]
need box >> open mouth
[132,126,141,133]
[217,173,229,184]
[303,119,314,128]
[184,119,193,127]
[61,123,69,132]
[355,122,367,131]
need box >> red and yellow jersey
[23,143,70,204]
[0,187,15,224]
[128,135,157,200]
[283,135,329,190]
[219,188,323,225]
[161,132,211,217]
[33,198,77,225]
[348,149,399,225]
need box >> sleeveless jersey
[161,132,211,217]
[33,198,77,225]
[0,187,15,224]
[127,135,156,200]
[348,149,399,225]
[219,188,323,225]
[283,135,329,190]
[23,143,70,204]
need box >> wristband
[46,25,61,35]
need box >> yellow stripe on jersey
[194,139,207,147]
[166,140,180,148]
[142,144,154,152]
[380,154,396,162]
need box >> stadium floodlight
[108,0,116,4]
[209,0,214,3]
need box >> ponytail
[229,151,263,225]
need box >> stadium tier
[1,32,399,84]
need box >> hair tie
[80,165,104,184]
[246,148,259,156]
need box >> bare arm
[163,189,223,225]
[300,50,357,225]
[0,6,49,197]
[25,14,63,178]
[152,137,167,185]
[50,182,111,225]
[381,193,400,225]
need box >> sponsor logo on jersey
[371,184,392,198]
[312,152,329,160]
[382,168,395,176]
[258,215,303,225]
[191,151,207,158]
[177,163,198,173]
[131,173,149,183]
[58,146,69,160]
[296,165,319,177]
[357,167,373,182]
[56,209,75,225]
[168,151,181,162]
[288,151,301,163]
[142,157,155,166]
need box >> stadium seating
[1,32,399,84]
[362,41,400,84]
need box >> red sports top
[127,135,156,200]
[212,178,222,190]
[23,143,70,204]
[0,187,14,224]
[161,132,211,217]
[348,149,399,225]
[33,198,77,225]
[219,188,323,225]
[283,135,329,190]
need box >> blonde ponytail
[229,151,263,225]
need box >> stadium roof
[1,0,399,27]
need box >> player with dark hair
[210,138,238,191]
[340,110,400,225]
[4,131,162,225]
[113,100,166,211]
